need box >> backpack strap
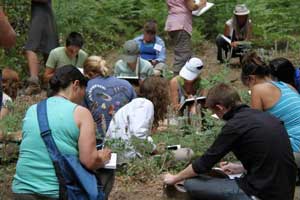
[36,99,67,200]
[37,99,61,161]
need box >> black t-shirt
[192,105,297,200]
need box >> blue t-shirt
[295,68,300,93]
[85,76,136,137]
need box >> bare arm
[185,0,207,11]
[0,107,9,120]
[245,22,252,40]
[43,68,55,84]
[0,7,16,48]
[75,106,111,170]
[250,87,264,111]
[170,78,180,111]
[224,24,231,37]
[164,164,197,185]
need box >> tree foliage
[1,0,300,76]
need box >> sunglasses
[196,65,203,70]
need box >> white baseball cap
[179,58,204,81]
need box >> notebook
[220,34,232,44]
[192,1,214,16]
[104,153,117,169]
[211,167,243,179]
[117,75,140,86]
[178,96,206,112]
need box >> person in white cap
[170,57,204,111]
[216,4,252,63]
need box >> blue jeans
[184,175,253,200]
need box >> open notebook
[117,75,140,86]
[104,153,117,169]
[179,96,206,112]
[192,1,214,16]
[212,167,243,179]
[220,34,232,44]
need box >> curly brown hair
[140,76,170,128]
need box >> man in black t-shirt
[164,83,297,200]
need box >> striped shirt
[267,81,300,152]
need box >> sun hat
[122,40,140,63]
[233,4,250,16]
[179,58,204,81]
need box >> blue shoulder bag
[37,99,105,200]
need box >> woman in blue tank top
[12,65,112,200]
[241,52,300,164]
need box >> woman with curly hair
[106,76,170,159]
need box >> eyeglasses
[145,30,156,35]
[197,65,203,70]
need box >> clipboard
[178,96,206,112]
[192,1,214,16]
[117,75,140,86]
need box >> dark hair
[139,76,170,128]
[144,19,157,34]
[206,83,241,109]
[269,57,296,87]
[241,52,270,85]
[48,65,88,97]
[66,32,84,48]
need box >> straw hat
[233,4,250,16]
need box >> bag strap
[37,99,62,161]
[36,99,67,200]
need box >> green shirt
[12,97,79,198]
[46,46,88,69]
[114,57,154,79]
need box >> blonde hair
[83,56,110,79]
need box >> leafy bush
[1,0,300,77]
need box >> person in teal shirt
[12,65,111,200]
